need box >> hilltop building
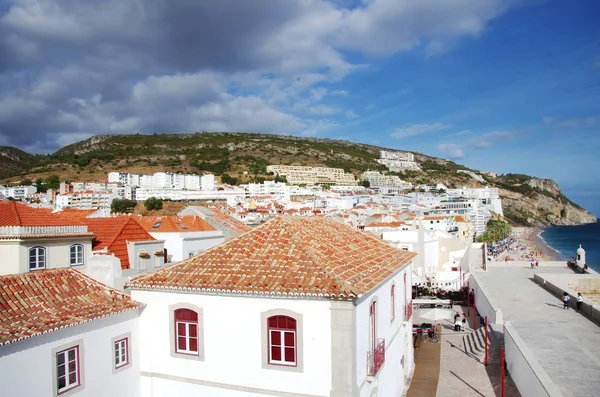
[376,151,421,171]
[266,165,357,186]
[361,170,413,189]
[108,172,215,191]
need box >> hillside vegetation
[0,132,596,227]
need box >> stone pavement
[475,263,600,397]
[414,306,520,397]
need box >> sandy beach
[492,227,557,262]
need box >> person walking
[562,292,570,310]
[577,293,583,311]
[461,314,467,331]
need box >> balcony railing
[367,338,385,376]
[404,300,413,322]
[0,225,89,237]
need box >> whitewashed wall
[0,310,141,397]
[148,231,225,262]
[355,262,413,397]
[132,290,332,397]
[0,238,93,275]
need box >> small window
[70,244,84,266]
[267,315,297,366]
[56,346,80,394]
[29,246,46,270]
[174,309,199,355]
[114,338,129,369]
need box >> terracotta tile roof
[0,201,84,227]
[209,208,252,235]
[0,268,143,346]
[365,221,406,228]
[82,217,156,269]
[53,208,97,221]
[127,216,416,299]
[136,216,216,233]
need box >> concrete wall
[533,273,600,326]
[356,264,413,397]
[503,322,564,397]
[468,273,503,324]
[132,290,333,397]
[0,310,141,397]
[148,231,225,262]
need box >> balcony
[404,300,413,322]
[367,338,385,377]
[0,225,91,237]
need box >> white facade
[244,181,291,200]
[0,228,94,275]
[1,185,37,199]
[361,171,413,189]
[107,172,215,191]
[266,165,357,186]
[146,231,225,262]
[55,191,119,209]
[376,151,420,171]
[0,310,141,397]
[131,261,414,397]
[447,187,503,216]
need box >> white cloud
[542,116,597,128]
[391,122,448,138]
[438,129,516,159]
[0,0,527,151]
[438,143,465,159]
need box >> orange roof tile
[136,215,216,233]
[0,201,84,227]
[209,208,252,235]
[0,268,143,346]
[82,217,156,269]
[128,216,416,299]
[54,208,97,221]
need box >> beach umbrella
[418,308,453,322]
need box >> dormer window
[29,246,46,270]
[70,244,84,266]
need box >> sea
[540,221,600,272]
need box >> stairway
[462,326,491,363]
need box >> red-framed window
[114,337,129,368]
[369,301,377,352]
[390,285,396,322]
[267,315,297,366]
[174,309,199,355]
[56,346,80,394]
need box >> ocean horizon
[540,221,600,272]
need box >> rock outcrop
[500,178,596,226]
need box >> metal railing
[367,338,385,376]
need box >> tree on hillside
[20,178,32,186]
[360,180,371,188]
[35,178,45,192]
[45,175,60,190]
[111,198,137,214]
[144,197,163,211]
[477,219,512,243]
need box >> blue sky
[0,0,598,213]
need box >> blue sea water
[540,222,600,272]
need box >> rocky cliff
[500,178,596,226]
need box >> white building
[361,171,413,189]
[266,165,357,186]
[128,216,416,397]
[136,215,225,262]
[55,191,120,210]
[0,201,95,276]
[0,185,37,199]
[446,187,503,217]
[107,172,215,191]
[376,151,421,171]
[0,268,143,397]
[243,181,291,200]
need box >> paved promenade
[475,263,600,397]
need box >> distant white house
[128,216,416,397]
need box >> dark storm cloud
[0,0,523,153]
